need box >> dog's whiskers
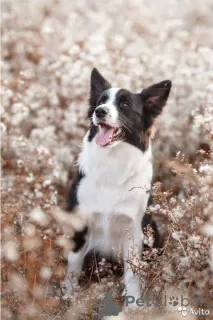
[119,118,133,134]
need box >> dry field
[1,0,213,319]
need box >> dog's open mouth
[95,123,121,146]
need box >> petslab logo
[101,292,211,317]
[125,294,211,310]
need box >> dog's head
[88,68,172,150]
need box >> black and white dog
[62,68,172,307]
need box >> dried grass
[1,0,213,319]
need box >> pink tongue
[95,126,114,146]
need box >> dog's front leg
[62,230,89,299]
[123,220,143,310]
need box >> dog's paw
[122,289,142,313]
[123,301,141,313]
[61,277,78,300]
[61,279,73,300]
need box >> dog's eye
[120,101,129,108]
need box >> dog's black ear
[141,80,172,129]
[88,68,111,119]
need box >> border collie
[62,68,172,308]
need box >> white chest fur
[62,132,153,299]
[77,131,153,220]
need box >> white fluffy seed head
[3,241,19,262]
[29,207,49,226]
[40,266,52,280]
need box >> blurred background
[1,0,213,319]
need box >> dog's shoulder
[67,168,85,212]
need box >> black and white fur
[62,68,172,307]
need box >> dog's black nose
[95,107,107,118]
